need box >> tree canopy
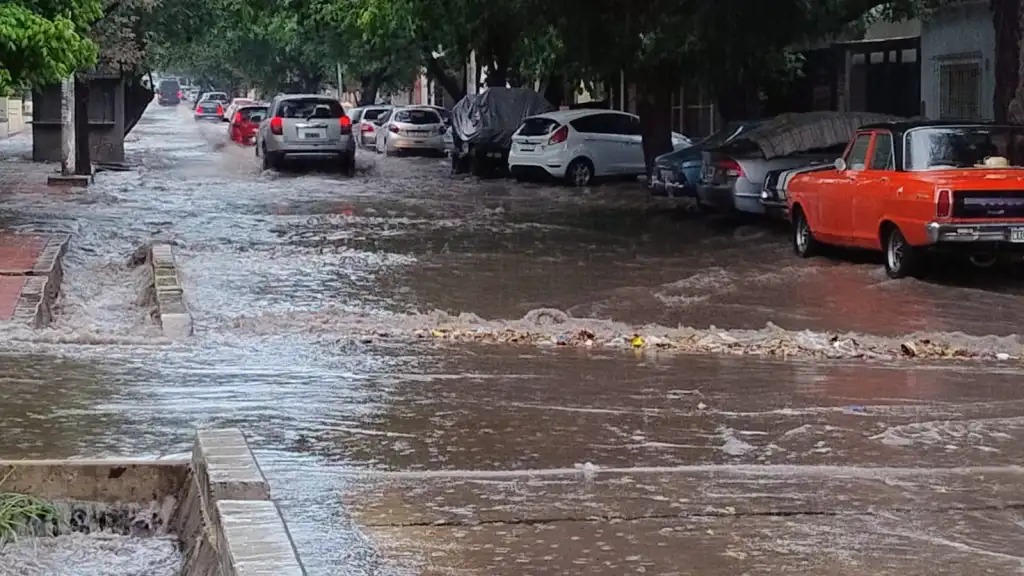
[0,0,102,93]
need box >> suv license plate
[1011,228,1024,242]
[301,129,326,139]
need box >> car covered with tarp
[450,88,555,177]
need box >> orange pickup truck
[786,121,1024,279]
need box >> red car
[229,104,268,145]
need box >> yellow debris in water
[630,335,645,348]
[431,329,445,338]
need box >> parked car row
[347,104,454,156]
[650,111,1024,279]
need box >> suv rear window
[159,80,180,93]
[277,98,344,119]
[518,118,559,136]
[394,109,440,124]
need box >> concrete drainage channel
[149,242,193,338]
[0,429,306,575]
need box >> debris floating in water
[230,308,1023,363]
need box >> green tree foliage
[0,0,102,93]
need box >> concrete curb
[3,428,307,575]
[1,233,69,328]
[182,428,307,576]
[149,242,193,338]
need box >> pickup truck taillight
[270,116,283,135]
[936,188,952,218]
[716,158,744,178]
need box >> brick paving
[0,276,27,320]
[0,135,67,323]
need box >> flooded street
[2,103,1024,573]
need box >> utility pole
[73,74,91,176]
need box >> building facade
[919,0,994,120]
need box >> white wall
[920,0,995,119]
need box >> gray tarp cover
[723,111,905,159]
[451,88,555,149]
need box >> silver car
[255,94,356,174]
[375,106,447,156]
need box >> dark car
[650,122,760,198]
[157,79,182,106]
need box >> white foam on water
[0,534,181,575]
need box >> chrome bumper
[925,222,1024,244]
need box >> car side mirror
[834,158,847,171]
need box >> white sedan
[508,109,690,187]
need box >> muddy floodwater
[1,104,1024,574]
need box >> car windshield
[905,126,1024,170]
[363,108,390,121]
[698,122,758,149]
[277,99,344,119]
[239,107,267,120]
[518,117,559,136]
[394,109,440,124]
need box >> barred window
[938,59,981,120]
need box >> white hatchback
[508,109,691,187]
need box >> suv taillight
[270,116,283,135]
[548,125,568,145]
[340,115,352,134]
[936,188,952,218]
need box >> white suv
[508,109,691,187]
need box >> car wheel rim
[573,164,590,186]
[795,217,808,253]
[888,233,903,271]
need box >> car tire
[884,225,927,279]
[261,147,280,171]
[791,209,820,258]
[565,158,594,187]
[340,152,356,177]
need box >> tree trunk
[485,65,508,87]
[993,0,1021,122]
[715,80,761,123]
[424,51,466,102]
[358,74,382,106]
[542,73,565,108]
[636,70,675,177]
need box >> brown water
[0,104,1022,573]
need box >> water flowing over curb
[149,243,193,339]
[0,428,306,575]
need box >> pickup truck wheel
[791,210,819,257]
[884,226,927,279]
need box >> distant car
[375,106,447,156]
[223,98,256,122]
[194,91,229,110]
[157,79,181,106]
[348,105,392,148]
[229,104,268,145]
[194,99,225,121]
[255,94,355,175]
[508,109,691,187]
